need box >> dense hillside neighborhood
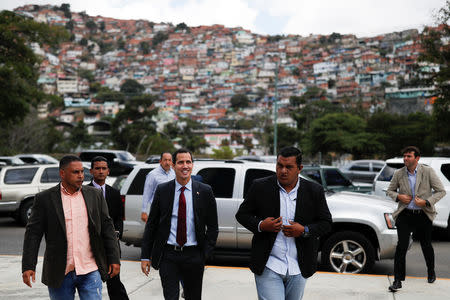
[9,4,445,156]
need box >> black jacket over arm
[141,179,218,269]
[22,185,120,288]
[235,175,332,278]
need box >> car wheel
[19,200,33,226]
[321,231,375,274]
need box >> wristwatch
[302,226,310,237]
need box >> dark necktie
[177,186,187,247]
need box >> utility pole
[273,58,279,155]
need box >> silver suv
[0,164,93,225]
[121,160,398,274]
[374,157,450,235]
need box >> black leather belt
[404,209,423,215]
[165,244,197,252]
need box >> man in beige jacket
[387,146,446,292]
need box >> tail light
[121,195,125,220]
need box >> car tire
[19,199,33,226]
[321,231,375,274]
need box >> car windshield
[377,163,404,181]
[118,151,135,161]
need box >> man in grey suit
[22,155,120,299]
[387,146,446,292]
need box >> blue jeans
[48,270,102,300]
[255,267,307,300]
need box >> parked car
[0,156,25,166]
[373,157,450,236]
[340,160,385,183]
[301,165,372,194]
[234,155,277,163]
[79,149,144,176]
[15,154,59,164]
[121,160,397,274]
[0,164,93,225]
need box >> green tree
[243,137,253,153]
[419,1,450,143]
[0,10,68,129]
[230,94,249,109]
[120,79,145,97]
[292,100,340,132]
[266,124,302,155]
[85,19,97,33]
[175,22,190,32]
[152,31,168,48]
[140,133,175,156]
[139,41,150,54]
[211,146,234,159]
[367,111,435,157]
[308,113,384,158]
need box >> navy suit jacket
[141,179,218,269]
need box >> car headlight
[384,213,396,229]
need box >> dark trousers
[106,240,129,300]
[159,245,205,300]
[106,273,129,300]
[394,209,435,281]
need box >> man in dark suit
[22,155,120,300]
[141,148,218,300]
[89,156,129,300]
[236,146,332,300]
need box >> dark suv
[302,165,372,194]
[79,150,143,176]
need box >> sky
[1,0,447,37]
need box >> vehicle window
[4,168,38,184]
[441,164,450,182]
[377,163,404,181]
[84,167,93,181]
[244,169,275,198]
[302,169,322,185]
[373,163,384,172]
[80,152,116,162]
[349,163,370,171]
[197,168,235,198]
[127,168,153,195]
[18,157,37,164]
[118,151,135,161]
[324,169,352,186]
[40,167,60,183]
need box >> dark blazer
[236,175,332,278]
[141,179,218,269]
[88,182,124,238]
[22,184,120,288]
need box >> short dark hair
[90,156,109,169]
[277,146,302,168]
[160,152,172,160]
[401,146,421,157]
[60,155,81,170]
[172,148,193,164]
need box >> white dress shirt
[167,179,197,247]
[266,179,301,276]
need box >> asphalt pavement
[1,255,449,300]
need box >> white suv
[0,164,93,225]
[374,157,450,233]
[121,160,398,274]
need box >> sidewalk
[1,255,449,299]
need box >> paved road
[2,216,449,278]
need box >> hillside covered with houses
[11,4,443,156]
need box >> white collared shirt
[91,181,106,199]
[167,179,197,246]
[266,179,301,276]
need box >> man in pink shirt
[22,155,120,300]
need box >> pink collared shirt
[61,184,98,275]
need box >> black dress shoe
[428,271,436,283]
[389,280,402,292]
